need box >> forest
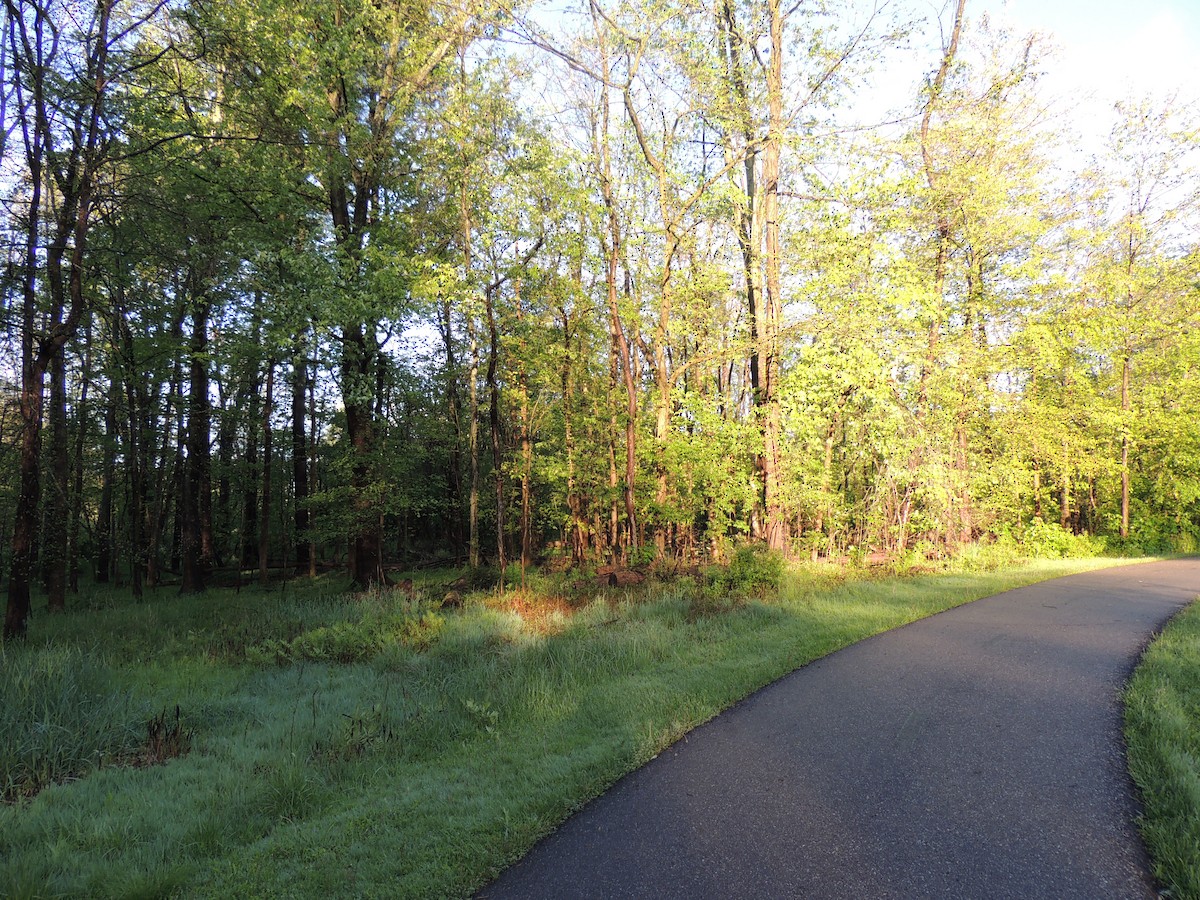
[3,0,1199,640]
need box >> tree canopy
[3,0,1198,636]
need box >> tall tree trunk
[1120,352,1131,539]
[343,323,386,588]
[1060,438,1071,530]
[917,0,966,418]
[116,313,145,600]
[260,359,275,586]
[719,0,760,396]
[719,0,769,541]
[441,295,465,553]
[148,312,186,589]
[216,381,235,564]
[913,0,967,550]
[43,344,68,610]
[3,15,45,639]
[591,5,637,558]
[170,449,184,574]
[307,369,320,575]
[181,297,211,593]
[6,365,43,639]
[291,343,311,575]
[67,332,91,594]
[607,335,621,558]
[515,279,533,573]
[486,284,506,580]
[95,385,116,584]
[241,359,261,570]
[468,311,482,569]
[5,0,114,639]
[241,400,260,573]
[759,0,789,553]
[561,306,584,564]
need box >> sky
[848,0,1199,168]
[974,0,1200,99]
[966,0,1199,129]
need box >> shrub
[724,546,785,595]
[693,546,786,615]
[1021,519,1108,559]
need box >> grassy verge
[1,556,1135,898]
[1126,597,1200,900]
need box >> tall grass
[0,642,145,803]
[1125,598,1200,900]
[1,558,1138,897]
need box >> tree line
[3,0,1198,638]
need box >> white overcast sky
[852,0,1200,165]
[974,0,1200,100]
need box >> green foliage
[1126,599,1200,900]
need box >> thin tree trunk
[468,310,481,568]
[291,343,311,574]
[591,6,637,558]
[260,358,275,586]
[1120,352,1131,539]
[561,306,584,564]
[242,368,260,571]
[486,284,506,580]
[182,297,211,593]
[917,0,966,417]
[515,279,533,574]
[149,313,186,589]
[719,0,760,396]
[442,295,464,552]
[3,14,45,638]
[116,313,145,600]
[608,334,620,558]
[43,343,68,609]
[96,386,116,584]
[759,0,789,553]
[170,449,184,574]
[6,369,43,639]
[1060,438,1071,530]
[215,382,233,564]
[67,331,91,593]
[307,369,320,575]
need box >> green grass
[1,557,1140,898]
[1126,597,1200,900]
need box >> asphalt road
[480,559,1200,899]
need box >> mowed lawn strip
[1126,595,1200,900]
[2,558,1140,898]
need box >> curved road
[481,559,1200,899]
